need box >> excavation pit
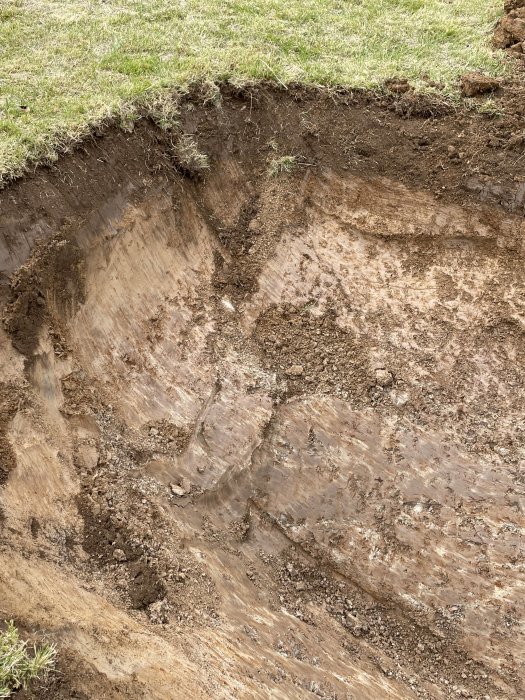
[0,88,524,699]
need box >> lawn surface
[0,0,505,180]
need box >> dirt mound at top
[0,86,525,699]
[494,0,525,55]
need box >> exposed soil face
[0,86,525,699]
[494,0,525,56]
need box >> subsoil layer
[1,83,525,699]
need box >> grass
[268,155,298,176]
[0,0,506,181]
[170,134,210,177]
[0,621,56,698]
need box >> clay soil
[1,82,525,699]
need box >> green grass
[0,0,506,181]
[0,621,56,698]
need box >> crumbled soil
[494,0,525,54]
[2,231,84,357]
[253,304,369,402]
[0,81,524,699]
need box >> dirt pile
[0,86,524,699]
[494,0,525,56]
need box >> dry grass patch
[0,621,56,698]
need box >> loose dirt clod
[494,1,525,54]
[460,71,501,96]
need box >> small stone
[113,548,127,562]
[170,483,187,497]
[375,368,394,388]
[149,427,159,436]
[391,391,409,407]
[221,297,235,313]
[148,599,168,624]
[285,364,304,377]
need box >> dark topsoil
[1,37,525,700]
[1,76,525,264]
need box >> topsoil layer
[0,82,525,700]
